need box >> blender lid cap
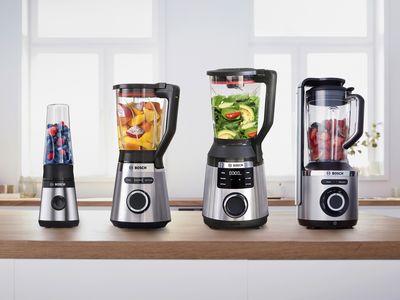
[207,68,257,76]
[113,83,167,90]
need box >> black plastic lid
[306,78,354,106]
[113,83,167,90]
[207,68,257,76]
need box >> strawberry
[48,126,58,136]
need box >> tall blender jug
[39,104,79,227]
[203,68,277,229]
[111,83,180,228]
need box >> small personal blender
[39,104,79,228]
[296,78,365,229]
[202,68,277,229]
[110,83,180,228]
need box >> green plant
[348,122,382,156]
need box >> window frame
[23,0,165,181]
[250,0,389,182]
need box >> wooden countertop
[0,210,399,259]
[1,197,400,207]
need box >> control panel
[320,187,350,217]
[217,168,254,189]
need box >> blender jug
[44,104,73,165]
[116,87,167,151]
[210,75,260,140]
[306,84,365,163]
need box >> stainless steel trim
[217,161,253,168]
[111,162,170,224]
[203,164,268,221]
[297,173,358,221]
[304,170,356,177]
[39,187,79,222]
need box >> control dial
[320,187,349,217]
[223,193,248,218]
[51,195,66,211]
[127,190,150,214]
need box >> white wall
[0,0,399,198]
[0,0,21,187]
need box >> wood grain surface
[0,210,399,259]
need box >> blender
[110,83,180,228]
[296,78,365,229]
[39,104,79,227]
[203,68,277,229]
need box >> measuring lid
[306,78,355,106]
[207,68,258,84]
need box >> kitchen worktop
[1,197,399,207]
[0,210,399,259]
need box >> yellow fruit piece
[117,125,127,139]
[144,108,160,122]
[142,142,156,150]
[140,130,154,144]
[124,136,142,150]
[128,114,145,127]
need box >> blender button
[127,190,150,214]
[51,196,66,211]
[143,177,154,184]
[224,194,248,218]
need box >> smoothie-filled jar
[114,84,167,151]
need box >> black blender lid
[113,83,167,90]
[306,78,354,105]
[207,68,257,76]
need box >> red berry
[47,152,54,160]
[48,126,58,136]
[56,138,64,146]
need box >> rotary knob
[51,195,66,211]
[327,193,345,211]
[320,187,349,217]
[126,190,150,214]
[223,193,248,218]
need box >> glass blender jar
[306,83,363,164]
[116,86,167,151]
[210,74,261,140]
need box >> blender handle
[154,83,180,169]
[253,69,277,162]
[343,94,365,149]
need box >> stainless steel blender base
[110,163,171,228]
[202,164,268,229]
[39,187,79,228]
[297,171,358,229]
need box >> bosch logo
[331,171,344,175]
[135,166,147,170]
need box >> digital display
[217,168,254,189]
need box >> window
[22,0,160,178]
[253,0,385,178]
